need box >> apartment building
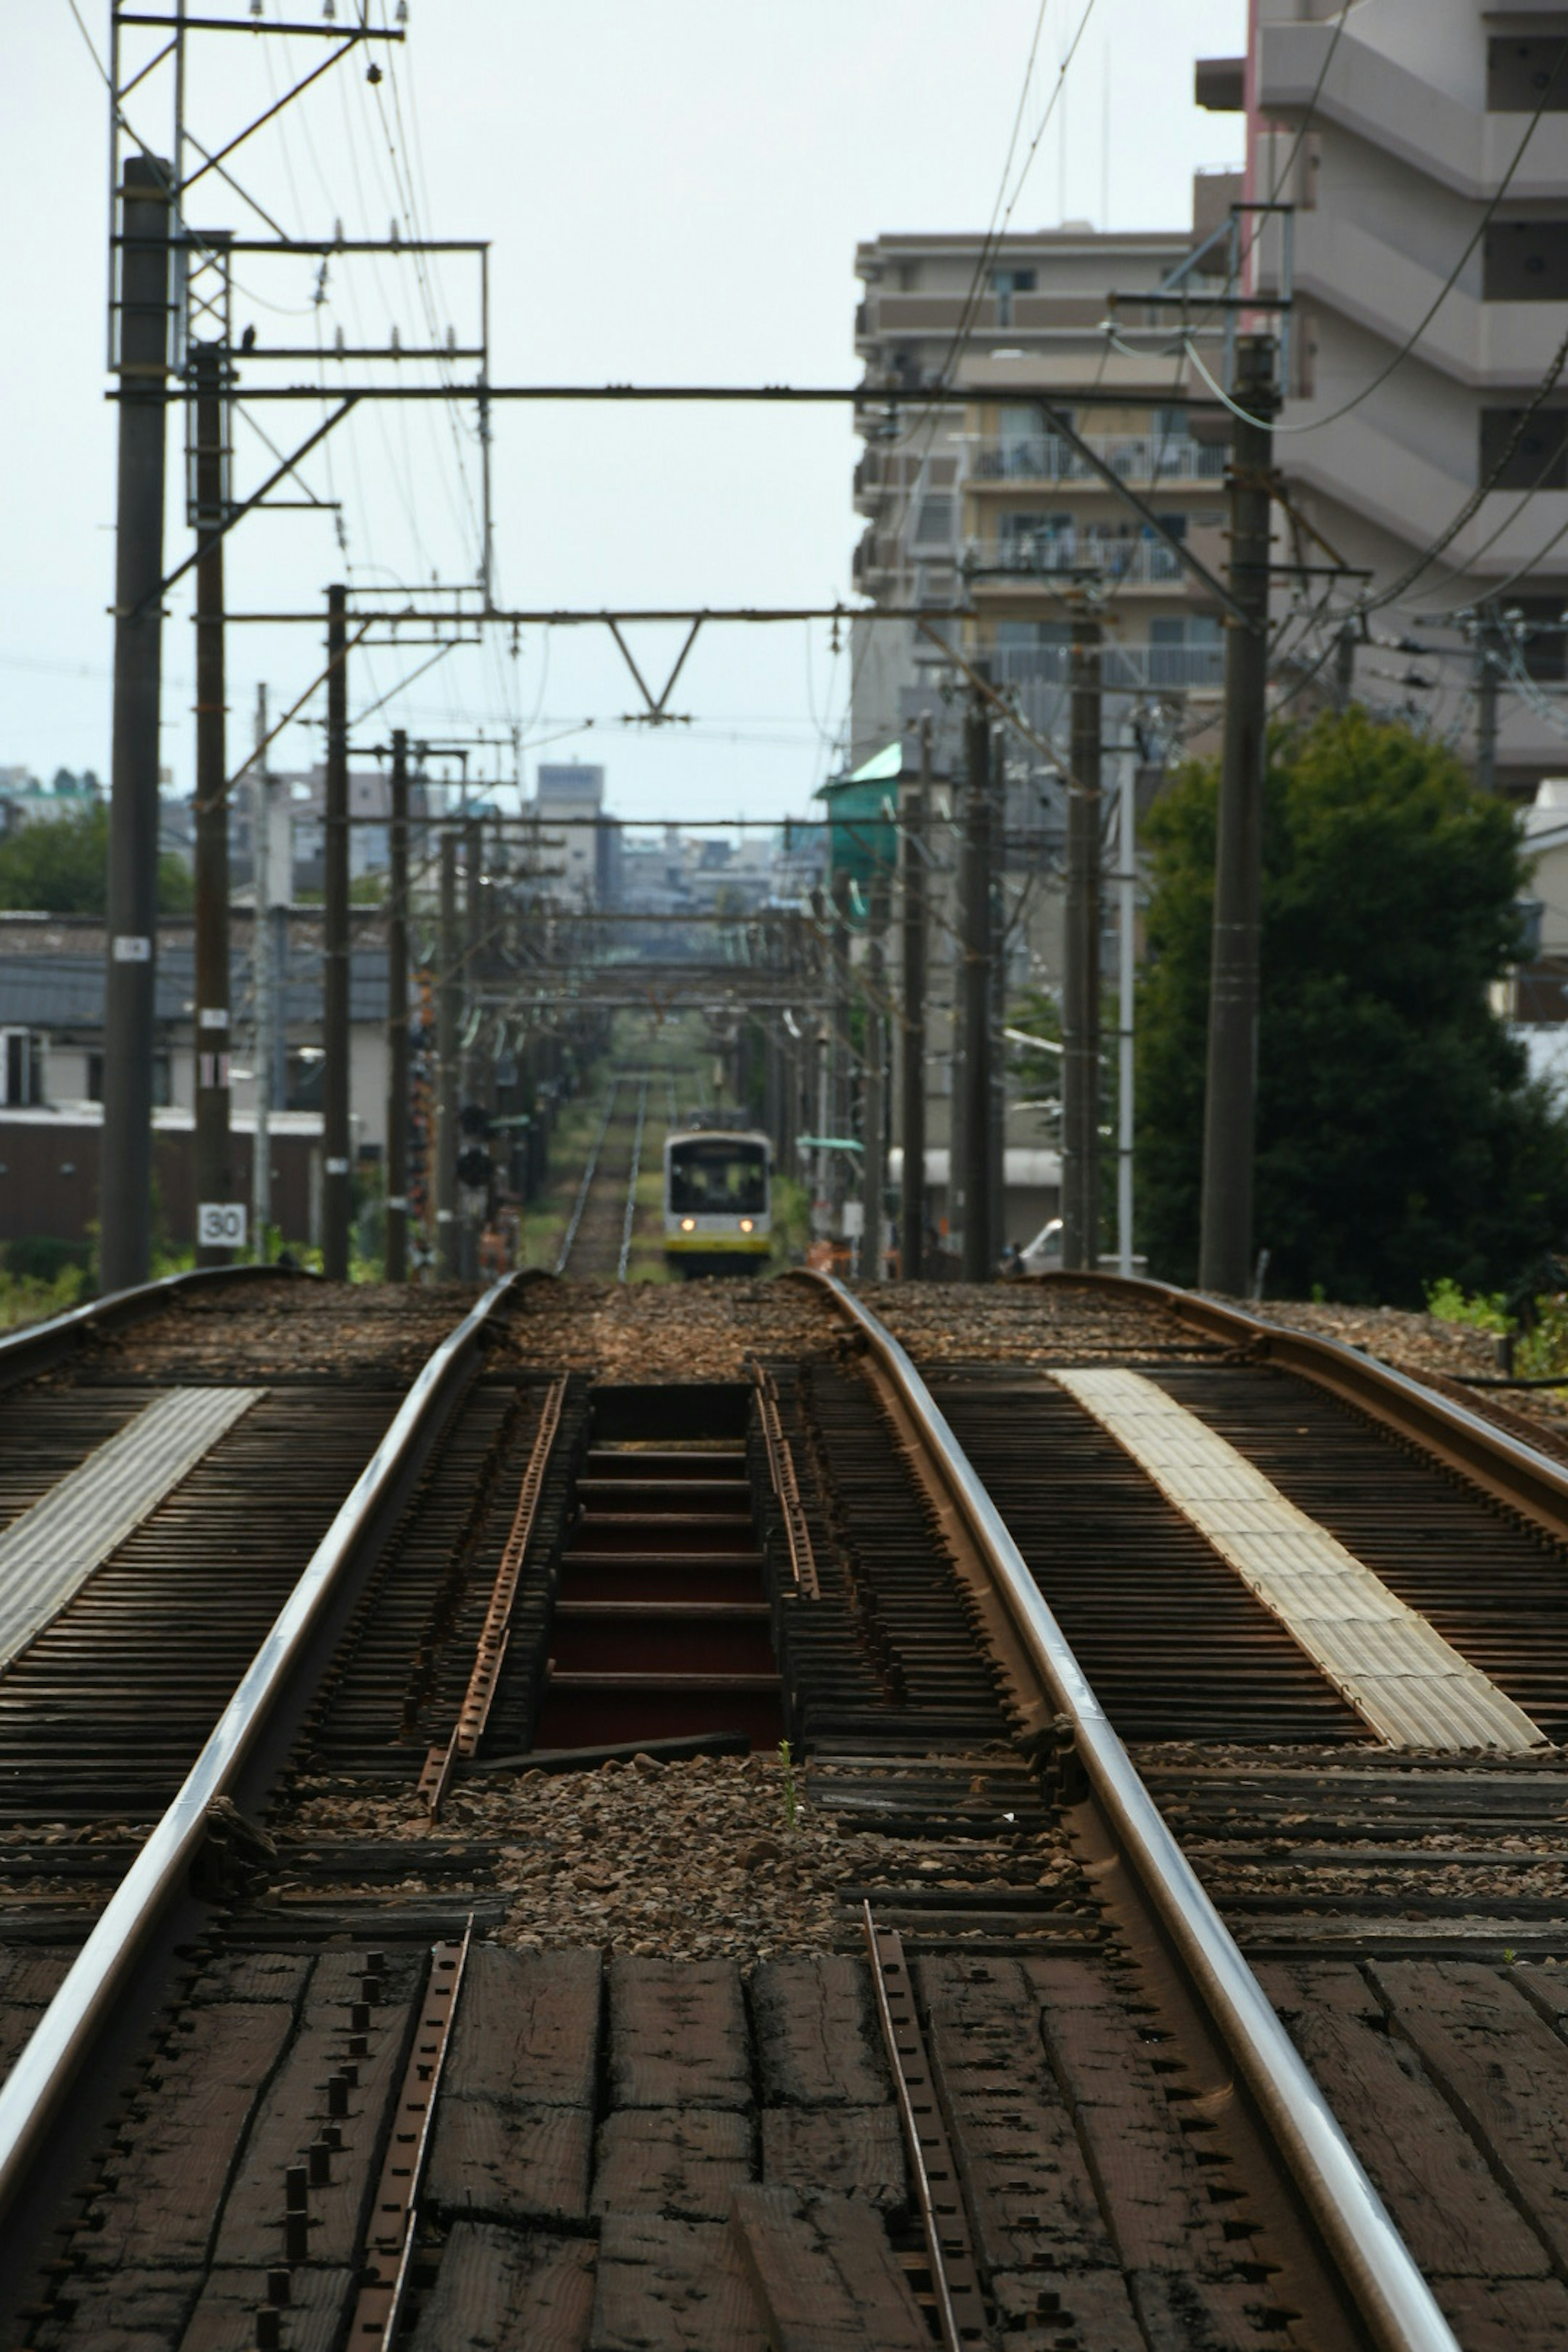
[1237,0,1568,793]
[851,197,1238,769]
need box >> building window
[1,1030,43,1107]
[87,1049,171,1107]
[286,1048,325,1112]
[913,496,953,544]
[1483,221,1568,301]
[1487,35,1568,112]
[1479,406,1568,490]
[991,267,1038,328]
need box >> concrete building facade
[1238,0,1568,792]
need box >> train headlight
[680,1217,696,1232]
[739,1218,753,1233]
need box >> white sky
[2,1,1244,826]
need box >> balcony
[966,533,1188,587]
[971,433,1227,485]
[988,641,1225,694]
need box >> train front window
[669,1141,767,1215]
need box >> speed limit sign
[197,1201,248,1249]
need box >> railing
[987,641,1226,693]
[971,433,1227,484]
[967,535,1187,586]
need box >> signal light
[739,1218,753,1233]
[680,1217,696,1232]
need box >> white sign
[197,1201,247,1249]
[112,935,151,963]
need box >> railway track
[6,1270,1568,2343]
[555,1072,653,1280]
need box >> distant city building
[0,769,104,835]
[527,763,621,906]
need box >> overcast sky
[2,1,1244,826]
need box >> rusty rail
[418,1373,569,1815]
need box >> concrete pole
[385,729,410,1284]
[251,686,273,1261]
[959,701,994,1281]
[1116,747,1137,1276]
[1062,615,1102,1270]
[322,584,351,1278]
[899,719,929,1280]
[192,344,233,1267]
[863,871,889,1281]
[462,815,485,1280]
[437,830,461,1278]
[100,156,172,1293]
[829,872,851,1232]
[1198,335,1276,1296]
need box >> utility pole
[1475,606,1501,794]
[829,871,851,1235]
[100,155,172,1294]
[322,584,351,1279]
[192,343,233,1268]
[959,699,995,1281]
[862,870,889,1281]
[1062,612,1102,1270]
[385,728,410,1284]
[251,686,273,1262]
[1198,334,1277,1296]
[900,719,930,1281]
[1115,744,1138,1277]
[1334,623,1356,710]
[437,829,461,1278]
[462,814,484,1280]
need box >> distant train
[662,1125,772,1277]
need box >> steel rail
[555,1077,621,1276]
[617,1074,650,1284]
[0,1261,308,1390]
[1035,1268,1568,1551]
[800,1269,1460,2352]
[0,1271,525,2246]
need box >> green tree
[0,803,193,915]
[1137,707,1568,1303]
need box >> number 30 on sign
[197,1202,247,1249]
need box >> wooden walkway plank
[441,1944,602,2107]
[592,2109,753,2222]
[991,2267,1143,2350]
[609,1958,751,2112]
[178,2264,352,2352]
[425,2102,594,2228]
[1369,1960,1568,2270]
[23,2267,197,2351]
[760,2108,907,2223]
[406,2222,594,2352]
[920,1957,1115,2278]
[728,2185,930,2352]
[1025,1957,1256,2279]
[1256,1962,1555,2284]
[589,2212,768,2352]
[87,2003,297,2269]
[751,1957,890,2108]
[211,1996,413,2268]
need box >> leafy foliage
[1137,709,1568,1303]
[0,803,193,915]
